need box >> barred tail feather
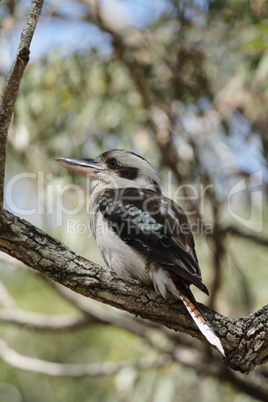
[179,291,225,356]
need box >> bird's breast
[88,191,178,299]
[93,210,150,283]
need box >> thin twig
[0,338,171,377]
[0,336,267,401]
[225,225,268,247]
[0,308,91,331]
[0,0,45,218]
[45,280,156,339]
[0,280,17,309]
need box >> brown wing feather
[99,188,208,294]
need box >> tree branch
[45,280,151,339]
[0,308,91,332]
[0,0,45,217]
[0,280,17,309]
[0,336,267,402]
[225,225,268,248]
[0,338,171,377]
[172,348,268,402]
[0,209,267,374]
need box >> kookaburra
[56,149,225,356]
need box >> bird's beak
[55,157,104,178]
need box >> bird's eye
[108,158,120,169]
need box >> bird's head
[56,149,162,194]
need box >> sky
[0,0,168,69]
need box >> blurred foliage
[0,0,268,401]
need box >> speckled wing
[98,188,208,294]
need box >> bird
[56,149,225,356]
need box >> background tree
[0,1,267,401]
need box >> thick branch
[0,209,267,374]
[0,0,45,217]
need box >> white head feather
[92,149,162,194]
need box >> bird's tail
[178,289,225,356]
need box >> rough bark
[0,209,267,374]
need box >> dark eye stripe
[117,167,139,180]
